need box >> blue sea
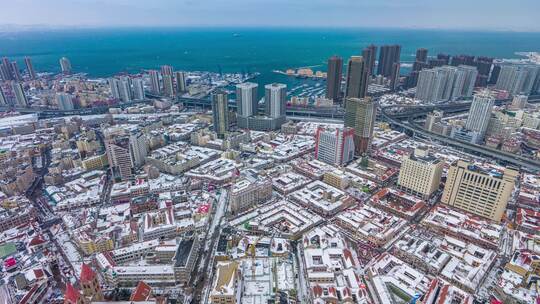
[1,27,540,92]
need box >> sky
[0,0,539,32]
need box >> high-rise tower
[326,56,343,102]
[345,56,369,99]
[264,83,287,119]
[344,97,376,155]
[24,57,36,80]
[212,90,230,139]
[362,44,377,76]
[59,57,72,74]
[377,45,401,77]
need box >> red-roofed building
[64,283,84,304]
[130,281,153,301]
[79,263,103,301]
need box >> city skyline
[0,0,539,32]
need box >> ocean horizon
[1,27,539,91]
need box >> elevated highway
[381,96,540,171]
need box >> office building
[12,82,28,107]
[175,71,187,93]
[149,70,160,95]
[362,44,377,76]
[495,63,540,95]
[315,126,355,166]
[24,57,36,80]
[236,82,258,118]
[345,56,368,99]
[56,93,74,110]
[211,90,229,138]
[344,97,376,155]
[377,45,401,77]
[236,82,286,131]
[265,83,286,119]
[326,55,343,102]
[441,160,518,222]
[163,74,174,97]
[397,147,443,199]
[59,57,72,74]
[132,78,145,100]
[465,91,494,139]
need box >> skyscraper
[362,44,377,76]
[10,62,22,81]
[465,90,495,139]
[129,132,149,168]
[326,56,343,102]
[24,57,36,80]
[236,82,258,118]
[436,54,451,65]
[162,74,174,97]
[160,65,173,76]
[415,48,428,63]
[390,62,400,91]
[110,77,132,102]
[0,57,13,81]
[344,97,376,155]
[110,78,121,100]
[315,126,355,166]
[416,65,478,103]
[149,70,161,95]
[106,137,133,180]
[495,64,540,95]
[452,65,478,98]
[0,86,7,105]
[345,56,368,99]
[265,83,287,119]
[56,93,74,110]
[132,78,145,101]
[377,45,401,77]
[12,82,28,107]
[411,48,429,88]
[118,76,133,102]
[441,160,518,222]
[106,131,148,180]
[59,57,72,74]
[174,71,187,93]
[211,90,229,139]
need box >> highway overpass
[381,100,540,172]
